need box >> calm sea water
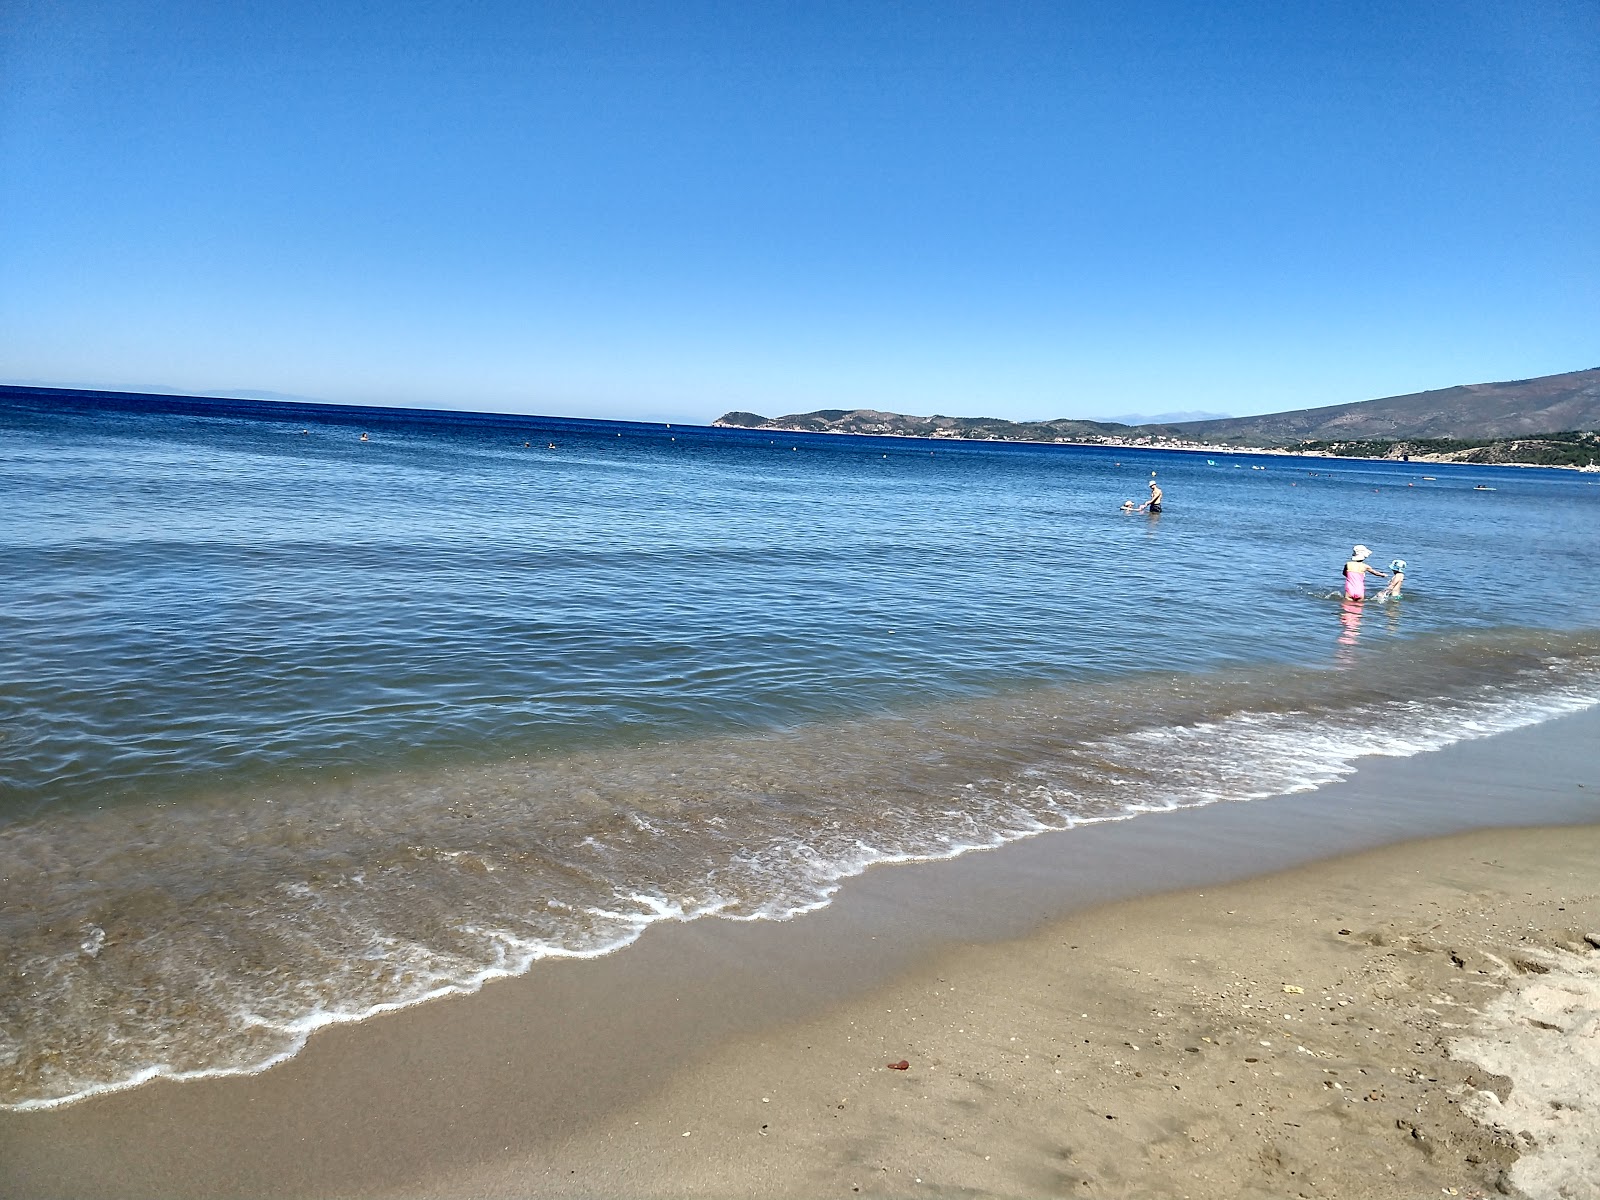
[4,392,1599,1109]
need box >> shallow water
[3,391,1598,1108]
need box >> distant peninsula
[716,367,1600,468]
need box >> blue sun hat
[1390,559,1406,572]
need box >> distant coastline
[715,364,1600,469]
[720,364,1600,467]
[713,413,1600,469]
[6,379,1597,470]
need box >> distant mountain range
[1159,367,1600,444]
[715,367,1600,449]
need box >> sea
[3,390,1599,1111]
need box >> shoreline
[3,708,1598,1199]
[451,823,1596,1200]
[713,422,1600,470]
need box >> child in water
[1375,559,1406,601]
[1342,544,1388,601]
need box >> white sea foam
[4,669,1598,1113]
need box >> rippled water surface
[3,393,1599,1108]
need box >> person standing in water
[1376,559,1406,601]
[1342,544,1388,601]
[1137,478,1163,513]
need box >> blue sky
[3,1,1597,424]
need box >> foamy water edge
[7,682,1598,1113]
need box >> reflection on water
[1383,596,1404,635]
[1337,599,1365,664]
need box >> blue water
[3,390,1599,1109]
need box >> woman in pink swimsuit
[1342,544,1388,601]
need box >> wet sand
[3,709,1598,1199]
[420,825,1596,1200]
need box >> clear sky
[3,1,1597,425]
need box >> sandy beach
[4,711,1597,1200]
[454,824,1594,1200]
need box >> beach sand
[456,824,1595,1200]
[3,713,1597,1200]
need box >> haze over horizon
[4,2,1597,426]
